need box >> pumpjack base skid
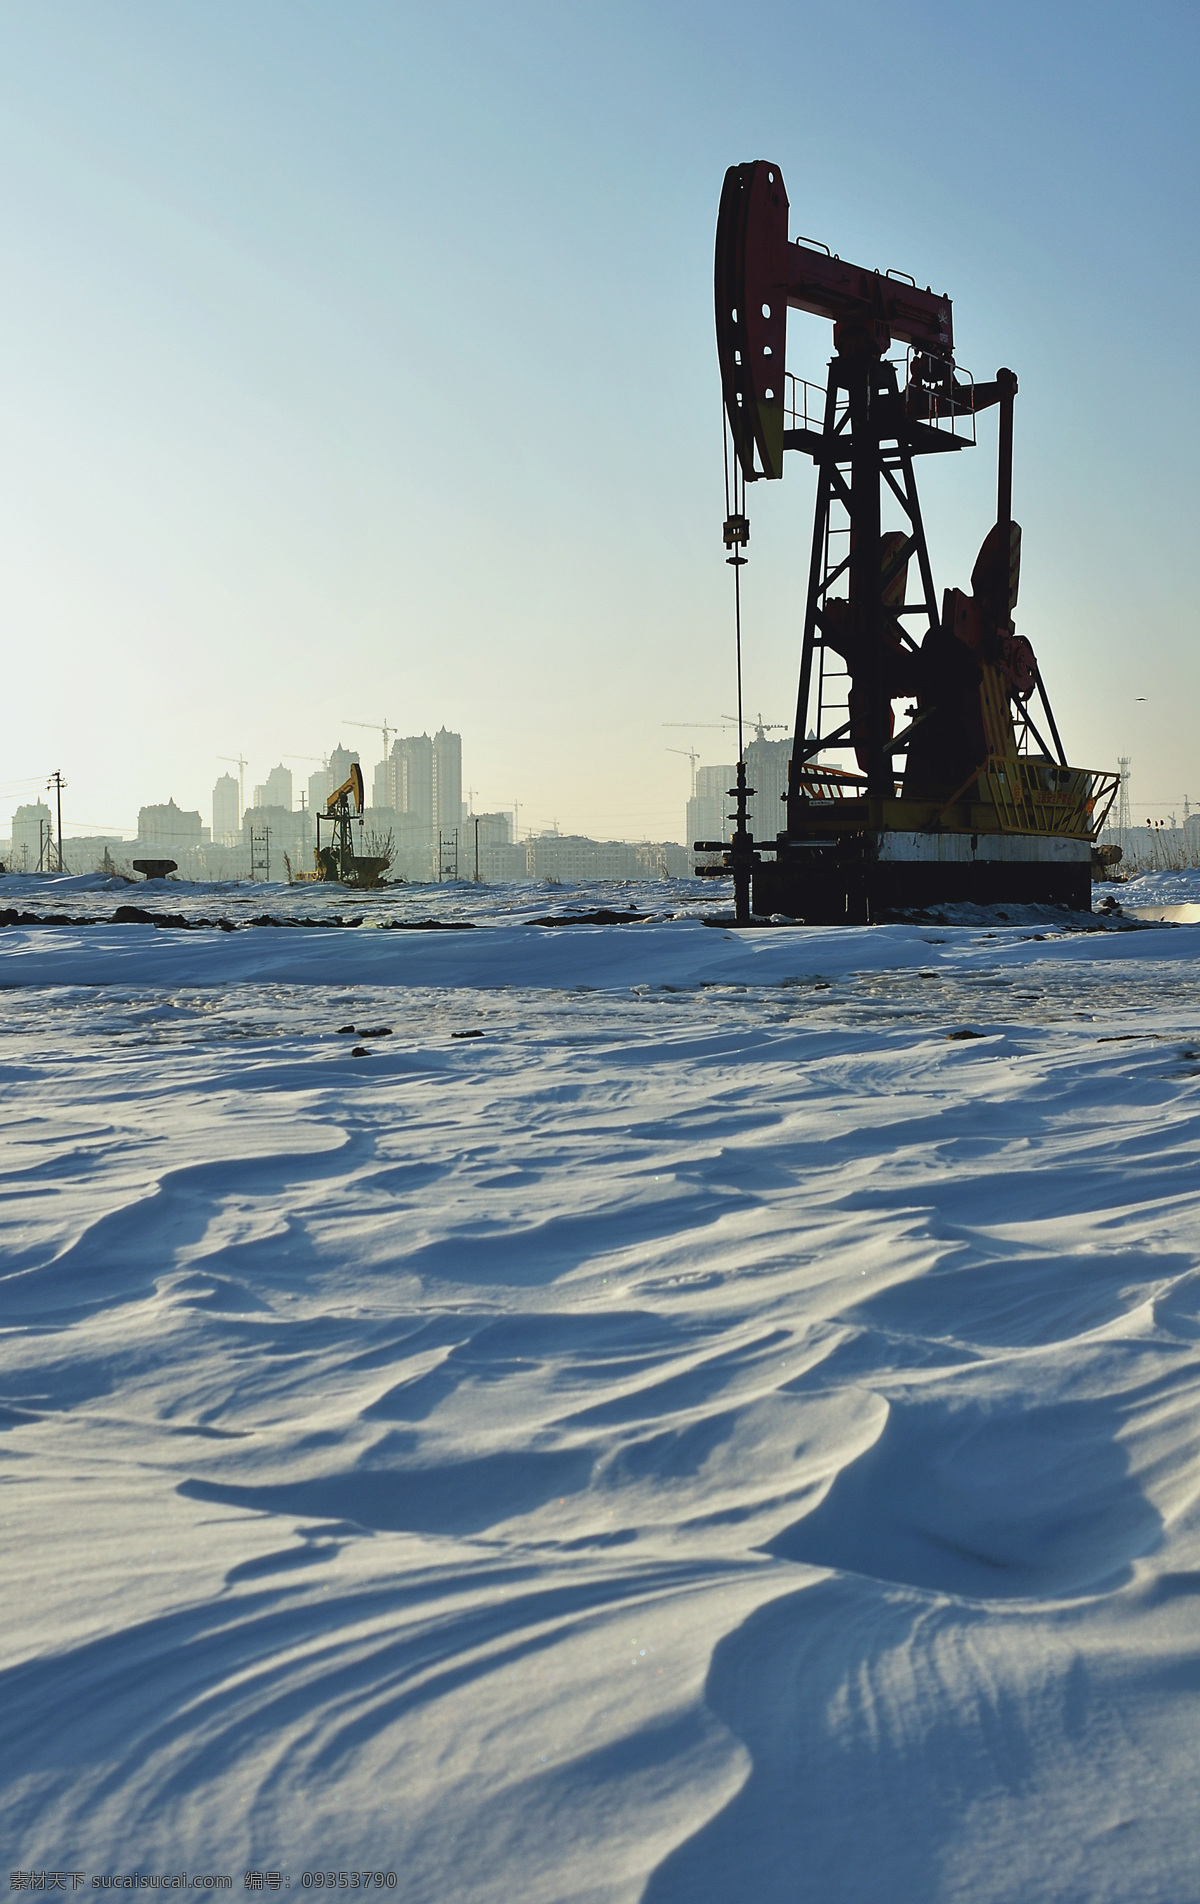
[751,822,1092,923]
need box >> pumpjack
[709,161,1117,922]
[294,763,391,886]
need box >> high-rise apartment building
[387,735,434,832]
[686,764,735,867]
[744,736,791,843]
[685,743,790,864]
[327,745,360,796]
[432,729,462,837]
[252,764,292,811]
[308,769,328,817]
[212,773,240,846]
[375,730,464,839]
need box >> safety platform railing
[901,349,978,447]
[786,363,978,448]
[784,374,839,435]
[979,760,1120,839]
[794,765,869,800]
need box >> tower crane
[345,723,394,808]
[667,747,701,799]
[218,754,248,815]
[721,713,787,745]
[284,755,328,815]
[345,719,394,756]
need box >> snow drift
[2,883,1200,1901]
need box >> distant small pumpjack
[132,859,177,881]
[294,763,390,887]
[706,160,1118,921]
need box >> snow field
[2,903,1200,1900]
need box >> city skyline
[2,719,736,848]
[0,722,707,845]
[3,714,697,879]
[10,727,1193,884]
[5,729,1195,860]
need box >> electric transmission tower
[1116,756,1131,846]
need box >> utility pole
[249,823,271,882]
[47,771,66,874]
[474,814,480,882]
[512,800,521,844]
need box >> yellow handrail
[980,759,1119,839]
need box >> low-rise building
[477,839,528,881]
[10,802,55,872]
[61,836,127,876]
[523,834,686,881]
[137,799,205,850]
[632,841,689,878]
[243,804,312,879]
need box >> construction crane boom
[345,719,393,755]
[218,754,248,813]
[721,712,787,744]
[666,746,701,799]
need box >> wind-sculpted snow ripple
[0,1555,747,1880]
[0,1132,353,1321]
[178,1445,601,1537]
[767,1379,1166,1599]
[4,907,1200,1899]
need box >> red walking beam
[715,160,954,481]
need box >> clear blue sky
[1,0,1196,840]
